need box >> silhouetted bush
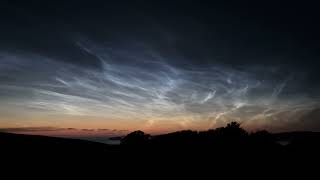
[223,122,248,137]
[118,121,320,158]
[121,130,150,145]
[122,122,250,147]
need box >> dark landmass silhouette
[109,136,125,141]
[1,122,320,173]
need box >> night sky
[0,1,320,137]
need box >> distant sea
[72,136,121,145]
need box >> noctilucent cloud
[0,1,320,135]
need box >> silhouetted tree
[217,121,248,138]
[121,130,150,145]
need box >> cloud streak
[0,40,319,132]
[0,126,128,139]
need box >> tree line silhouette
[1,121,320,171]
[122,122,269,145]
[121,122,320,155]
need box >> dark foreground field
[1,122,320,174]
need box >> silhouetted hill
[1,122,320,174]
[274,131,320,141]
[0,132,110,148]
[0,132,120,162]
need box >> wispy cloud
[0,40,319,132]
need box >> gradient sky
[0,1,320,137]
